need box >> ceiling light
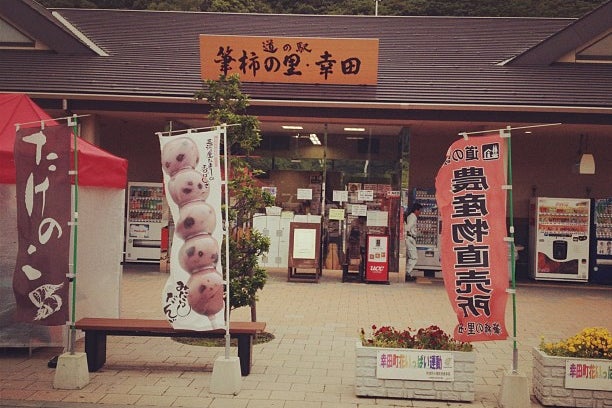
[578,154,595,174]
[346,136,365,140]
[344,127,366,132]
[282,125,303,130]
[309,133,321,145]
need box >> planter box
[532,347,612,407]
[355,341,475,402]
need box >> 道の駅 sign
[200,35,378,85]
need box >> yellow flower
[539,327,611,359]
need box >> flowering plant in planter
[360,324,473,352]
[539,327,611,359]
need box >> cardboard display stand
[287,222,321,282]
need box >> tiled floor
[1,264,611,407]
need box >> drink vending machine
[124,182,164,263]
[590,198,612,284]
[528,197,590,282]
[412,188,441,274]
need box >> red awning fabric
[0,94,127,188]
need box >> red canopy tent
[0,93,127,188]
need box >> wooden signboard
[288,222,321,282]
[200,35,379,85]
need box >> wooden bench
[74,318,266,376]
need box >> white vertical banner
[158,129,224,330]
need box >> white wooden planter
[532,347,612,407]
[355,341,475,402]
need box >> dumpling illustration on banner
[161,137,200,176]
[158,129,224,331]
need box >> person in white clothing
[404,202,423,282]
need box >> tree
[195,74,274,320]
[40,0,607,17]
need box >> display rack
[529,197,590,282]
[125,182,164,263]
[413,188,441,272]
[591,198,612,284]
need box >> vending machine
[125,182,164,263]
[590,198,612,284]
[528,197,590,282]
[412,188,441,273]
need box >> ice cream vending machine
[364,234,389,283]
[528,197,590,282]
[125,182,164,263]
[590,198,612,284]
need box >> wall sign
[565,359,612,391]
[376,349,455,381]
[200,35,379,85]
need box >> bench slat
[75,318,265,334]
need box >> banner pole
[503,126,519,373]
[222,124,231,360]
[69,115,79,355]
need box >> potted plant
[355,325,475,401]
[533,327,611,407]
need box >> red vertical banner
[435,134,508,342]
[13,125,71,326]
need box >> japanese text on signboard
[436,135,508,342]
[13,125,71,326]
[200,35,378,85]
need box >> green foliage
[40,0,607,17]
[195,74,274,312]
[195,74,261,155]
[225,230,269,310]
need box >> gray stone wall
[532,347,612,407]
[355,341,475,402]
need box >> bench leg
[236,334,253,376]
[84,330,107,372]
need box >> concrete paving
[1,263,611,408]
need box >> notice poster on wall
[158,129,224,331]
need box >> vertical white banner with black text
[159,130,224,330]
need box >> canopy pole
[221,124,231,359]
[68,114,79,355]
[501,126,519,372]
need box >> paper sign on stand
[333,190,348,203]
[297,188,313,200]
[358,189,374,201]
[366,210,388,227]
[351,204,367,217]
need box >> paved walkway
[1,264,611,408]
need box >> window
[575,32,612,63]
[0,18,35,48]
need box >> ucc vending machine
[590,198,612,284]
[529,197,590,282]
[364,234,389,283]
[125,182,164,263]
